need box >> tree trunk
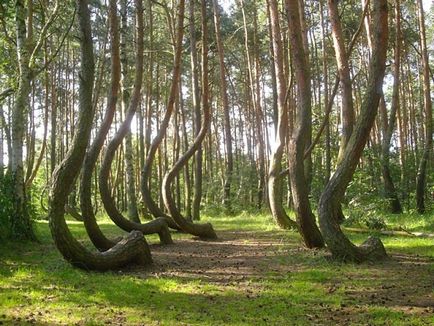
[267,0,298,230]
[190,0,203,221]
[162,0,217,240]
[120,0,140,223]
[286,0,324,249]
[140,0,184,230]
[381,0,402,214]
[49,0,152,271]
[98,0,172,245]
[11,0,36,240]
[80,0,122,251]
[318,0,389,262]
[415,0,432,214]
[328,0,355,163]
[212,0,233,213]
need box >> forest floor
[0,211,433,325]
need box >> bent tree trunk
[318,0,388,262]
[140,0,185,230]
[48,0,152,271]
[80,0,121,251]
[286,0,324,248]
[98,0,172,245]
[328,0,355,164]
[162,0,217,240]
[267,0,298,230]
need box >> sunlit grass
[0,211,433,325]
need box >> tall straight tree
[380,0,402,214]
[415,0,432,214]
[120,0,140,223]
[212,0,233,212]
[190,0,203,221]
[11,0,60,240]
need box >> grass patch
[0,212,433,325]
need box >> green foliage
[0,172,41,240]
[0,174,14,239]
[345,206,387,231]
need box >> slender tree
[286,0,324,249]
[267,0,298,230]
[212,0,233,212]
[415,0,432,214]
[380,0,403,214]
[162,0,217,240]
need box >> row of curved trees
[45,0,410,270]
[3,0,431,270]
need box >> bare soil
[138,230,434,324]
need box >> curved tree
[48,0,152,271]
[267,0,298,230]
[286,0,324,248]
[328,0,355,164]
[98,0,173,245]
[139,0,186,231]
[162,0,217,240]
[318,0,388,262]
[79,0,120,251]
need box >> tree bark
[212,0,233,213]
[415,0,432,214]
[190,0,204,221]
[381,0,402,214]
[328,0,355,163]
[49,0,152,271]
[162,0,217,240]
[318,0,388,262]
[267,0,298,230]
[140,0,185,230]
[98,0,173,245]
[120,0,140,223]
[80,0,121,251]
[286,0,324,249]
[11,0,36,240]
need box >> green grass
[0,211,433,325]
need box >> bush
[345,203,387,231]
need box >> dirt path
[138,230,434,324]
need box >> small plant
[363,214,387,230]
[345,203,387,230]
